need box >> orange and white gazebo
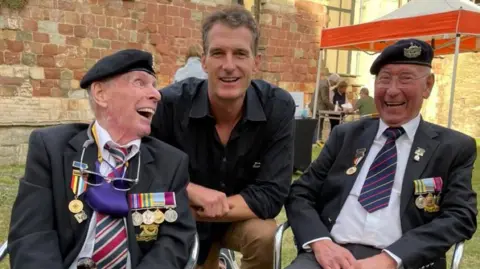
[312,0,480,128]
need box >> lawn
[0,144,479,269]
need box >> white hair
[328,73,341,83]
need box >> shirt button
[220,182,226,188]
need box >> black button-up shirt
[151,78,295,221]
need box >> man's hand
[311,240,356,269]
[348,253,397,269]
[187,183,229,218]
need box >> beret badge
[404,43,422,58]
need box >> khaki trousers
[196,218,277,269]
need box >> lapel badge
[413,147,425,162]
[72,161,88,170]
[404,43,422,58]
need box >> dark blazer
[285,117,477,269]
[8,123,196,269]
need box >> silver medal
[132,211,143,226]
[164,208,178,223]
[142,210,155,225]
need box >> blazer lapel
[63,130,99,242]
[126,145,156,266]
[400,120,439,216]
[338,119,379,208]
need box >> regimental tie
[358,127,405,213]
[92,144,131,269]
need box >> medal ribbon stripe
[70,169,88,197]
[358,127,405,213]
[434,177,443,192]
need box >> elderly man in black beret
[8,49,196,269]
[285,39,477,269]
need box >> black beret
[370,39,434,75]
[80,49,156,89]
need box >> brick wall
[422,54,480,138]
[0,0,328,165]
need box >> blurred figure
[309,73,341,143]
[174,44,208,82]
[330,80,348,131]
[354,87,377,116]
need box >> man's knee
[240,218,276,249]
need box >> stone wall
[0,0,328,165]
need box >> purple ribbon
[85,161,129,217]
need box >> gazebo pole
[447,33,461,129]
[312,48,323,120]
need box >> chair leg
[274,222,290,269]
[451,242,465,269]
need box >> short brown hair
[186,44,203,61]
[201,5,259,55]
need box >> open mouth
[136,107,155,120]
[219,77,240,83]
[385,102,406,107]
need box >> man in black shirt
[151,5,295,269]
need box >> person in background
[330,80,348,130]
[354,87,377,116]
[309,73,341,143]
[174,44,208,82]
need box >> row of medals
[132,208,178,226]
[68,199,179,225]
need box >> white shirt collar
[376,113,421,141]
[94,121,141,161]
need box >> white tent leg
[447,34,461,129]
[312,49,323,120]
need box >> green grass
[0,145,479,269]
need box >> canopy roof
[319,0,480,55]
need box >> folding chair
[0,233,200,269]
[273,221,466,269]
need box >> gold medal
[69,199,84,214]
[346,166,357,175]
[415,195,425,209]
[132,211,143,226]
[154,209,165,224]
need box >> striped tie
[358,127,405,213]
[105,144,130,167]
[91,144,131,268]
[92,213,128,268]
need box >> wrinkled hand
[311,240,356,269]
[187,184,229,218]
[348,253,397,269]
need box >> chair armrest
[184,233,199,269]
[450,241,465,269]
[274,221,290,269]
[0,240,7,262]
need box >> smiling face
[90,70,160,143]
[201,23,260,102]
[374,64,434,126]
